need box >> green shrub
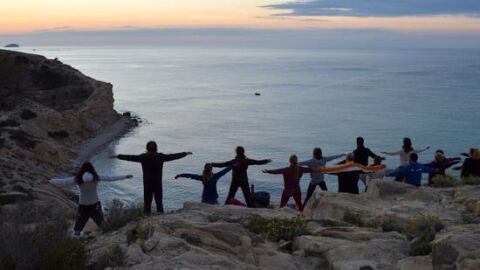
[431,174,461,188]
[343,210,364,227]
[127,224,152,244]
[462,177,480,186]
[101,199,144,233]
[403,214,444,256]
[381,214,402,233]
[247,215,307,241]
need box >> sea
[12,46,480,210]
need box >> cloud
[33,26,71,33]
[264,0,480,17]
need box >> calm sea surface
[15,46,480,210]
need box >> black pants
[394,166,406,182]
[225,180,253,207]
[74,202,104,232]
[303,181,327,207]
[144,181,163,214]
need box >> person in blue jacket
[175,164,232,205]
[387,153,438,187]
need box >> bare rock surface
[86,180,480,270]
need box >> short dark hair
[410,153,418,163]
[356,137,364,146]
[146,141,157,153]
[313,147,322,159]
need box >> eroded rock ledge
[88,180,480,270]
[0,49,136,207]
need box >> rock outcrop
[0,49,136,208]
[85,180,480,270]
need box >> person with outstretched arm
[211,146,271,207]
[425,150,461,185]
[175,164,232,205]
[263,155,310,212]
[298,147,345,207]
[111,141,192,214]
[387,153,437,187]
[320,153,386,194]
[381,137,429,182]
[353,137,383,190]
[460,149,480,179]
[43,162,133,235]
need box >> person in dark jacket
[111,141,192,214]
[175,164,232,205]
[461,149,480,179]
[425,150,461,185]
[323,153,386,194]
[353,137,382,190]
[211,146,271,207]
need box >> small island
[5,43,20,48]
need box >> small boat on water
[255,92,261,96]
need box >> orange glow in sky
[2,0,480,33]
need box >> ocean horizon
[11,46,480,210]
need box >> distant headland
[5,43,20,48]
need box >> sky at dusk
[2,0,480,47]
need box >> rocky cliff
[87,180,480,270]
[0,49,136,207]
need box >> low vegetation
[20,109,37,120]
[381,214,403,233]
[431,174,461,188]
[343,210,364,227]
[403,214,444,256]
[127,223,152,244]
[0,203,87,270]
[48,130,70,139]
[462,177,480,186]
[101,199,144,233]
[248,215,307,241]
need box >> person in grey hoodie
[46,162,132,235]
[299,147,345,207]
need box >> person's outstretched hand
[262,169,269,173]
[266,159,272,163]
[126,175,133,179]
[186,152,193,155]
[174,174,181,179]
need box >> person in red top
[263,155,311,211]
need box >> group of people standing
[45,138,480,235]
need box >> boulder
[304,180,463,230]
[432,224,480,270]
